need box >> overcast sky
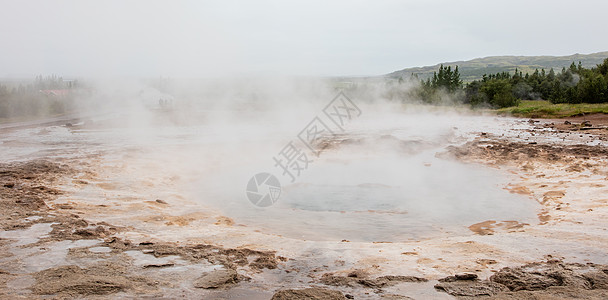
[1,0,606,78]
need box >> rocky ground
[0,114,607,299]
[0,159,289,299]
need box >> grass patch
[494,100,608,118]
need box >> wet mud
[0,160,286,298]
[1,114,608,298]
[435,260,608,299]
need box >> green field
[493,100,608,118]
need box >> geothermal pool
[0,109,540,242]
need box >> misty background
[0,0,570,241]
[1,0,607,78]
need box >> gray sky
[1,0,606,78]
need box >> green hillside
[387,51,608,82]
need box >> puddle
[387,281,454,299]
[182,113,543,242]
[0,238,100,274]
[0,112,541,243]
[125,250,186,267]
[205,147,539,242]
[0,223,53,246]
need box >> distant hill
[387,51,608,82]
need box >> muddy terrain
[0,113,607,299]
[0,159,285,298]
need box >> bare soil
[0,160,286,298]
[2,115,608,299]
[434,260,608,299]
[271,287,347,300]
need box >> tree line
[411,58,608,108]
[0,75,80,119]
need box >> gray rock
[271,288,346,300]
[434,281,509,297]
[194,269,238,289]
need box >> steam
[0,71,542,243]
